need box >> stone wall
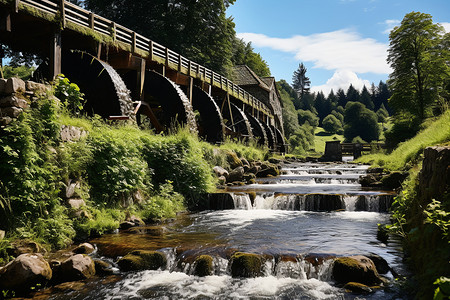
[0,77,50,127]
[418,146,450,205]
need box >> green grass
[314,127,344,153]
[356,110,450,170]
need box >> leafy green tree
[388,12,449,120]
[277,83,300,138]
[313,91,328,124]
[331,109,344,124]
[292,63,311,99]
[344,102,380,142]
[327,89,338,112]
[376,104,389,123]
[297,109,319,128]
[1,65,35,80]
[231,38,271,77]
[323,114,343,134]
[85,0,236,75]
[288,123,315,155]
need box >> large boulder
[332,255,383,285]
[73,243,95,255]
[213,166,229,178]
[59,254,96,281]
[117,250,167,271]
[228,166,245,183]
[230,252,263,278]
[0,253,52,292]
[256,162,280,178]
[225,151,243,169]
[5,77,26,94]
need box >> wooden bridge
[0,0,286,151]
[323,141,385,161]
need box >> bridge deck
[0,0,273,119]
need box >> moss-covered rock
[117,250,167,271]
[230,252,263,278]
[332,255,383,285]
[225,150,243,169]
[256,162,280,178]
[381,171,408,190]
[344,282,373,294]
[193,255,213,277]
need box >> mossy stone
[225,151,243,169]
[332,256,382,285]
[344,282,373,294]
[118,250,167,271]
[230,252,263,278]
[193,255,213,277]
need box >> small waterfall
[232,193,252,209]
[98,61,135,120]
[343,195,358,211]
[355,195,394,212]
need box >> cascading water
[98,60,136,120]
[42,162,407,299]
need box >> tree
[344,102,380,142]
[346,84,360,103]
[337,88,347,108]
[231,39,271,77]
[313,91,328,124]
[387,12,449,120]
[297,109,319,128]
[276,81,300,138]
[323,114,343,134]
[292,63,311,99]
[85,0,236,76]
[360,85,374,110]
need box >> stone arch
[191,86,225,143]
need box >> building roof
[232,65,270,91]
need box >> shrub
[139,182,185,222]
[297,109,319,127]
[323,114,343,134]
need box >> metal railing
[14,0,273,117]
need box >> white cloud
[441,22,450,32]
[382,19,400,34]
[310,70,371,95]
[237,29,390,75]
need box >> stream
[45,162,409,299]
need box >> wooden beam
[59,0,65,28]
[137,58,145,100]
[0,11,11,32]
[50,31,62,79]
[14,0,19,13]
[89,12,94,29]
[131,32,136,53]
[187,77,193,104]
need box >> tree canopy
[84,0,237,76]
[387,11,449,120]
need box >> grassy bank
[356,110,450,298]
[356,110,450,170]
[0,89,269,263]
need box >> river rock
[365,254,390,275]
[5,77,26,94]
[0,253,52,292]
[73,243,95,255]
[59,254,96,281]
[228,166,245,183]
[256,162,280,177]
[193,255,214,277]
[230,252,264,278]
[67,198,86,209]
[248,164,261,174]
[332,255,383,285]
[243,173,256,182]
[94,259,114,275]
[213,166,229,178]
[60,125,87,142]
[9,240,44,256]
[226,151,243,169]
[344,282,373,294]
[25,81,50,95]
[381,171,408,190]
[117,250,167,271]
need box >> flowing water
[44,162,409,299]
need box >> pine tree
[292,63,311,99]
[360,86,374,110]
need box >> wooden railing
[13,0,273,118]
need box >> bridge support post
[50,31,62,79]
[187,77,193,104]
[136,57,146,100]
[0,11,11,32]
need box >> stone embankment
[0,77,50,127]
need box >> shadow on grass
[316,131,334,137]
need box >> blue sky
[227,0,450,95]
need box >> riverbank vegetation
[0,77,269,264]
